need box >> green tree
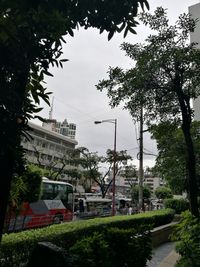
[0,0,149,240]
[155,186,173,200]
[9,165,42,210]
[150,121,200,195]
[121,164,137,187]
[74,147,131,198]
[131,185,151,202]
[32,145,82,183]
[97,7,200,217]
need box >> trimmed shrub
[0,209,174,267]
[171,211,200,267]
[69,232,110,267]
[164,198,189,214]
[105,227,152,267]
[69,226,152,267]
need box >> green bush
[69,232,110,267]
[0,209,174,267]
[155,186,173,200]
[171,211,200,267]
[164,198,189,214]
[69,226,152,267]
[105,227,152,267]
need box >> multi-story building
[21,121,78,181]
[107,168,164,197]
[189,3,200,121]
[42,118,76,139]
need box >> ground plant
[172,211,200,267]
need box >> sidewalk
[147,242,180,267]
[158,249,180,267]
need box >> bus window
[41,183,54,200]
[67,192,73,211]
[54,184,67,200]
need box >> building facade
[22,122,78,180]
[107,168,164,197]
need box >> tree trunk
[0,67,30,241]
[0,122,19,240]
[182,123,199,217]
[175,68,199,217]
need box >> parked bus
[5,177,74,232]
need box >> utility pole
[112,119,117,216]
[138,106,144,212]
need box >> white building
[108,168,164,196]
[189,3,200,121]
[22,122,78,180]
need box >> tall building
[189,3,200,121]
[42,118,76,139]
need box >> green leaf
[42,70,54,77]
[60,59,69,62]
[128,27,137,35]
[67,28,74,37]
[108,30,115,41]
[123,26,129,38]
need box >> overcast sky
[34,0,199,168]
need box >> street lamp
[94,119,117,216]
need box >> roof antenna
[49,96,54,120]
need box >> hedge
[164,198,189,214]
[0,209,174,267]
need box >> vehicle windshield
[41,182,73,211]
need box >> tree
[5,165,42,231]
[155,186,173,200]
[121,164,137,187]
[76,147,132,198]
[97,7,200,217]
[131,185,151,202]
[150,121,200,195]
[31,145,82,183]
[8,165,42,209]
[0,0,149,240]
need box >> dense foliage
[172,211,200,267]
[155,186,173,200]
[8,165,42,210]
[150,121,200,195]
[164,198,189,214]
[69,227,152,267]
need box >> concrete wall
[151,222,178,247]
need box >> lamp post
[94,119,117,216]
